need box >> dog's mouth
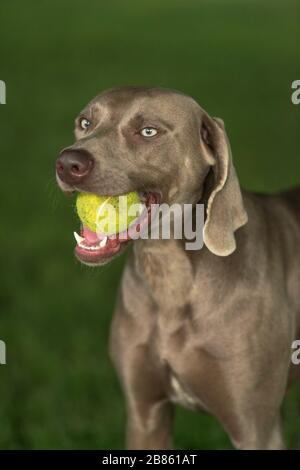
[74,192,159,266]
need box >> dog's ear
[200,115,248,256]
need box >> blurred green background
[0,0,300,450]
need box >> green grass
[0,0,300,449]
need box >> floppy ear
[201,115,248,256]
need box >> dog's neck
[133,237,196,310]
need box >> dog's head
[56,86,247,266]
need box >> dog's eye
[140,127,158,138]
[80,118,91,130]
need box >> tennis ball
[76,191,143,235]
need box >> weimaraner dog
[56,86,300,450]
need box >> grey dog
[56,86,300,450]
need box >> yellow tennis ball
[76,191,142,235]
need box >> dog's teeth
[74,231,85,244]
[74,231,108,251]
[99,237,107,248]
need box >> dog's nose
[56,149,94,185]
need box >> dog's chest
[153,304,209,412]
[135,243,210,411]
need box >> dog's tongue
[82,225,105,242]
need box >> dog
[56,86,300,449]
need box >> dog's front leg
[109,271,174,450]
[110,310,174,449]
[126,397,174,450]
